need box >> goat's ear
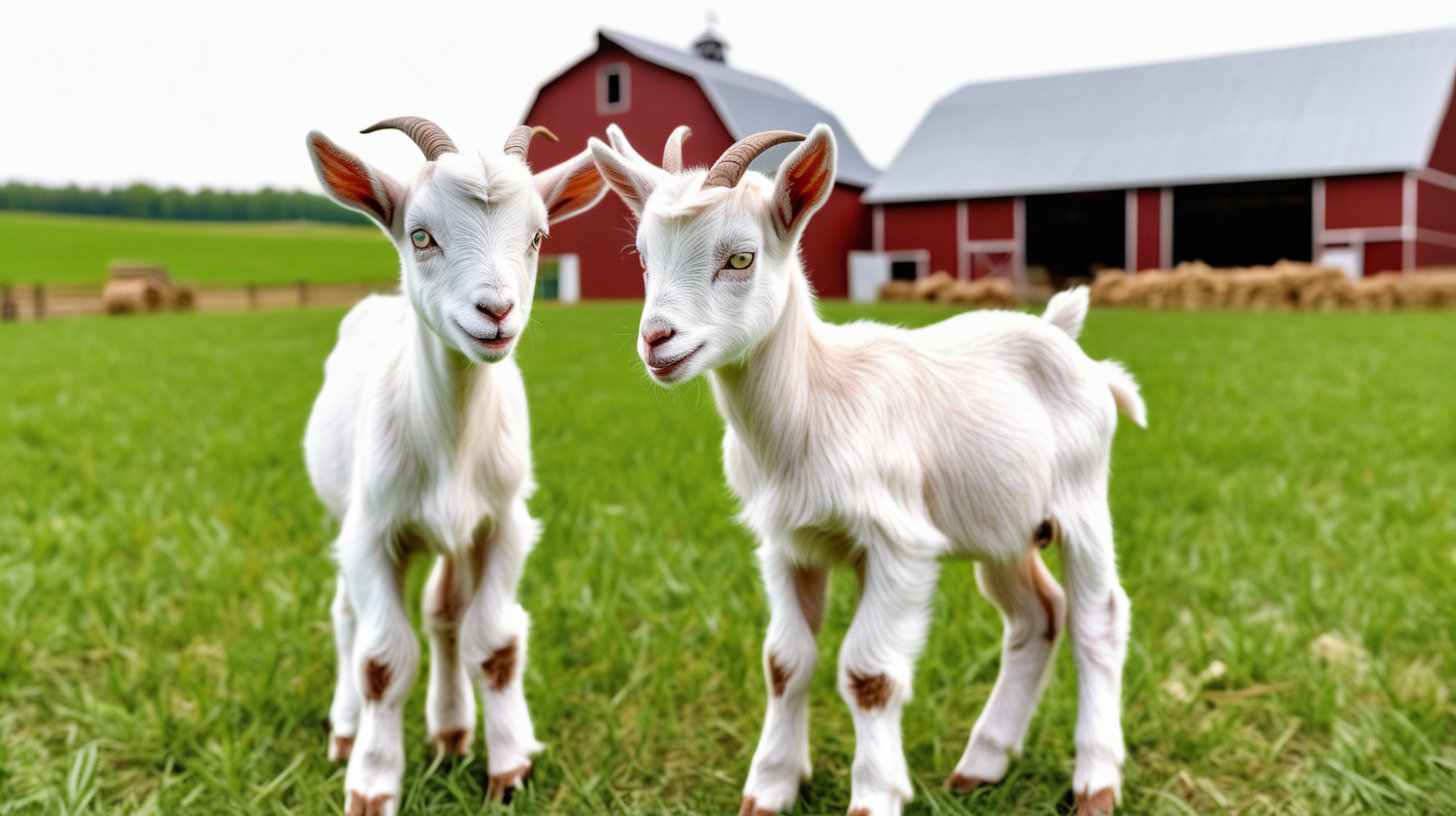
[589,136,666,219]
[306,130,404,229]
[534,148,607,224]
[770,124,837,238]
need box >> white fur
[304,127,604,815]
[592,123,1144,816]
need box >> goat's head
[307,117,606,363]
[589,123,836,385]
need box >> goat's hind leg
[327,574,360,761]
[423,554,477,757]
[947,551,1065,793]
[1060,500,1130,816]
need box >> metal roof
[599,30,880,188]
[864,29,1456,204]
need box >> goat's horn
[702,130,805,189]
[504,125,559,162]
[360,117,457,162]
[662,126,692,174]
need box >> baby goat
[305,117,605,816]
[591,124,1145,816]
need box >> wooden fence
[0,282,398,322]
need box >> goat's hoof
[428,729,472,757]
[486,762,531,804]
[329,734,355,762]
[945,772,992,793]
[345,791,394,816]
[739,795,778,816]
[1074,787,1116,816]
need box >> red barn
[521,29,879,299]
[863,29,1456,291]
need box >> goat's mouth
[456,322,515,355]
[647,345,703,382]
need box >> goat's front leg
[460,499,543,803]
[338,521,418,816]
[327,574,360,761]
[423,554,477,757]
[741,548,828,816]
[839,550,941,816]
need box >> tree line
[0,182,369,225]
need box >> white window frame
[597,63,630,115]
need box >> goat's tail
[1042,286,1089,340]
[1101,360,1147,428]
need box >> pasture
[0,212,394,285]
[0,302,1453,814]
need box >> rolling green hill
[0,211,397,285]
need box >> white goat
[304,117,605,816]
[590,124,1145,816]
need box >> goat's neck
[401,306,482,440]
[710,268,826,460]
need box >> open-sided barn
[520,29,879,300]
[864,29,1456,289]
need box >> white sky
[2,0,1454,194]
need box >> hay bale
[877,280,916,302]
[102,277,166,314]
[912,270,956,302]
[942,277,1019,308]
[1089,269,1132,306]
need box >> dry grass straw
[1090,260,1456,311]
[878,270,1020,308]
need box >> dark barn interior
[1026,191,1126,285]
[1173,179,1312,267]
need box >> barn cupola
[692,17,728,63]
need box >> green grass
[0,302,1453,815]
[0,212,395,285]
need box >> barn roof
[598,30,880,188]
[864,28,1456,204]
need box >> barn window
[597,64,630,114]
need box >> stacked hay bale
[878,271,1021,308]
[1089,261,1456,311]
[102,264,195,314]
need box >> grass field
[0,302,1453,815]
[0,212,395,285]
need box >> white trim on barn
[1124,189,1138,272]
[1159,188,1173,270]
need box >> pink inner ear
[779,139,832,231]
[598,158,645,210]
[316,141,385,218]
[548,164,604,219]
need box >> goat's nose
[643,325,675,348]
[476,300,514,322]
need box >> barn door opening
[1173,179,1311,267]
[1025,191,1125,288]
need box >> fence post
[248,284,258,310]
[1,286,14,322]
[34,285,45,321]
[298,280,308,307]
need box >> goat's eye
[531,232,543,250]
[411,230,432,249]
[727,253,754,270]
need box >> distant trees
[0,182,369,225]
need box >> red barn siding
[882,201,958,275]
[1135,188,1163,270]
[521,42,869,299]
[964,198,1015,240]
[1364,241,1405,275]
[1324,174,1404,229]
[1418,179,1456,236]
[1427,81,1456,176]
[1415,241,1456,267]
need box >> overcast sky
[2,0,1454,194]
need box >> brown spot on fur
[431,558,461,622]
[738,796,776,816]
[364,659,391,701]
[945,772,991,793]
[847,670,891,710]
[1034,518,1057,548]
[329,734,354,762]
[792,566,828,635]
[430,729,471,757]
[486,763,531,803]
[1018,552,1065,643]
[768,653,790,697]
[1074,787,1116,816]
[847,809,872,816]
[482,640,517,691]
[346,792,393,816]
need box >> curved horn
[702,130,805,189]
[504,125,559,162]
[360,117,457,162]
[662,126,692,173]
